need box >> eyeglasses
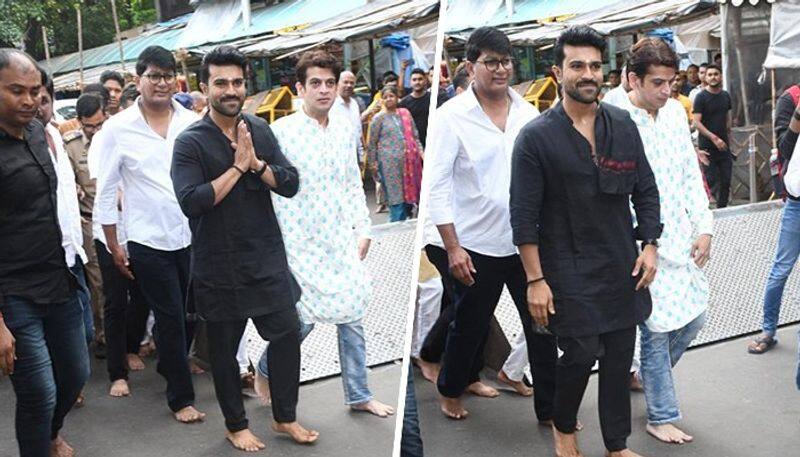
[142,73,176,84]
[476,57,514,72]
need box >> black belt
[80,211,93,218]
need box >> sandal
[747,335,777,354]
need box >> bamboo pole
[110,0,126,71]
[41,26,51,74]
[77,5,84,88]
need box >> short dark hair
[100,70,125,87]
[295,50,341,86]
[465,26,511,62]
[135,45,176,76]
[382,73,399,86]
[381,70,398,80]
[410,68,426,78]
[626,38,679,80]
[687,63,699,71]
[199,45,248,84]
[76,93,104,119]
[706,63,722,73]
[37,63,54,99]
[699,62,709,69]
[452,66,470,90]
[0,48,35,73]
[82,83,110,109]
[120,83,140,106]
[608,69,621,77]
[554,25,606,67]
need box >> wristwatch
[641,239,659,250]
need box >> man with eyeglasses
[92,45,205,423]
[425,26,558,421]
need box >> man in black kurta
[510,26,661,457]
[171,46,318,451]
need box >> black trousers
[207,310,300,431]
[554,326,636,452]
[421,245,484,385]
[96,240,151,382]
[127,242,195,412]
[435,246,558,421]
[703,150,733,208]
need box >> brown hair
[295,50,341,86]
[626,38,679,80]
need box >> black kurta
[510,102,662,338]
[171,113,301,322]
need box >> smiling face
[0,55,41,130]
[468,49,513,98]
[202,63,246,118]
[553,44,603,104]
[296,66,337,117]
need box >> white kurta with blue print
[616,98,714,333]
[271,110,372,324]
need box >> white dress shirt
[93,99,197,251]
[331,95,364,162]
[45,123,87,267]
[425,84,539,257]
[603,85,631,108]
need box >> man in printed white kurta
[609,38,713,446]
[256,50,395,418]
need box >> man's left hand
[691,234,712,268]
[632,245,658,290]
[358,238,371,261]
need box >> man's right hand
[447,246,476,286]
[527,281,555,327]
[232,120,255,172]
[712,136,727,151]
[0,320,16,376]
[110,244,134,280]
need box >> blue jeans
[389,203,411,222]
[762,199,800,338]
[258,319,373,405]
[69,257,95,345]
[639,312,706,425]
[3,294,90,457]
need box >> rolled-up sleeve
[630,127,663,240]
[262,127,299,198]
[510,128,544,246]
[93,128,123,226]
[171,136,215,218]
[425,113,458,226]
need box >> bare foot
[174,405,206,423]
[109,379,130,397]
[351,399,396,417]
[630,371,643,392]
[467,381,499,398]
[440,396,468,420]
[241,372,255,390]
[553,425,583,457]
[272,421,319,444]
[50,435,74,457]
[646,423,693,444]
[607,449,645,457]
[540,419,583,432]
[226,429,266,452]
[189,360,206,374]
[497,370,533,396]
[254,371,271,406]
[415,358,440,384]
[127,353,145,371]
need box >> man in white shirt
[93,46,204,423]
[425,26,557,421]
[331,70,364,164]
[612,38,712,446]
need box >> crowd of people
[0,41,445,455]
[406,24,799,457]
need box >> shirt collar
[463,83,527,115]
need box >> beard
[211,96,244,117]
[565,80,599,104]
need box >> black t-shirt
[693,89,732,152]
[399,91,448,147]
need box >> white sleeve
[92,127,123,226]
[425,113,459,226]
[679,107,713,236]
[343,124,371,239]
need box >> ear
[628,72,642,90]
[466,61,475,79]
[199,82,208,96]
[295,81,305,97]
[551,65,563,84]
